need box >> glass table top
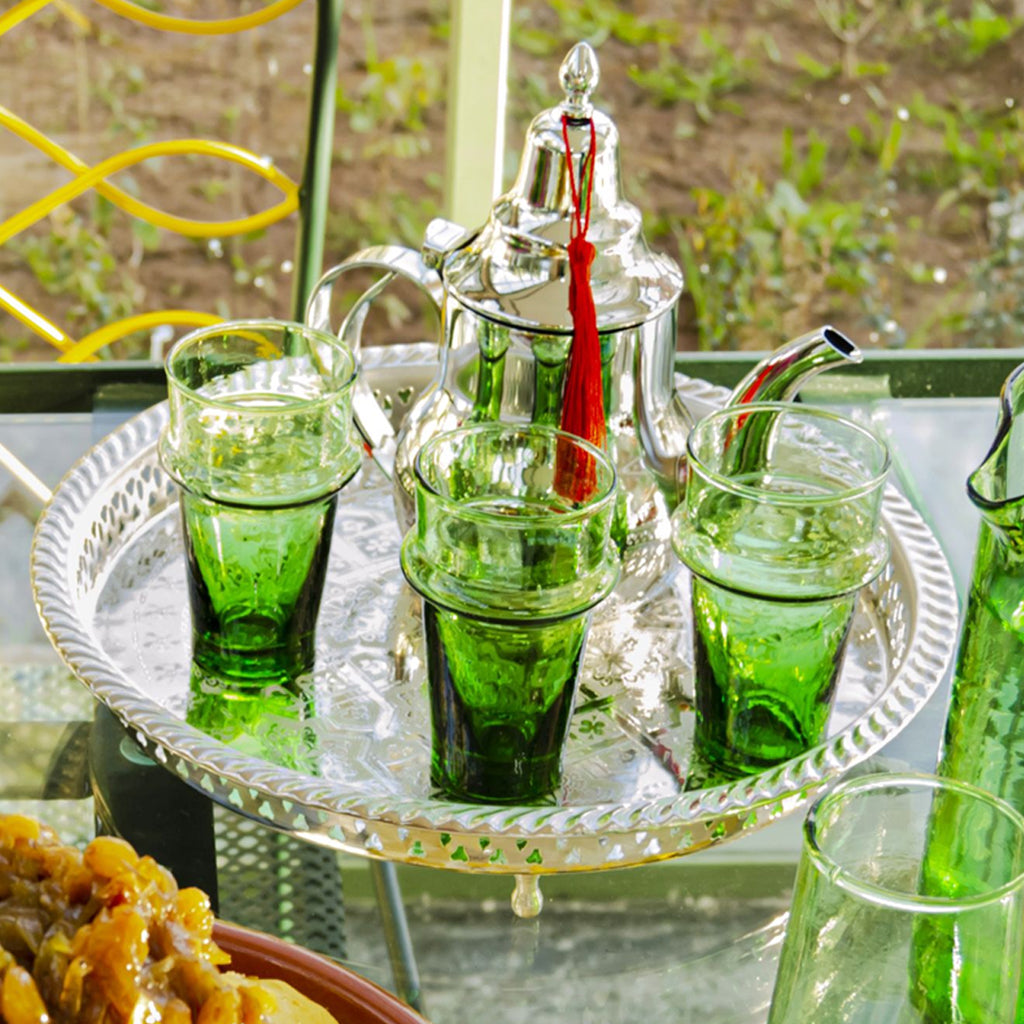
[0,394,986,1024]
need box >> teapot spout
[724,327,860,407]
[727,325,861,406]
[636,325,861,512]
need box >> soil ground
[2,0,1024,360]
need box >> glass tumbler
[400,423,620,804]
[159,319,360,685]
[672,402,890,775]
[768,772,1024,1023]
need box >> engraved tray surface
[32,346,959,875]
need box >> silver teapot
[306,43,859,543]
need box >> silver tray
[31,345,959,880]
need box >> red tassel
[555,115,606,504]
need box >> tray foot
[511,874,543,918]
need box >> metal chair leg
[370,859,425,1015]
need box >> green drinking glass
[400,423,620,804]
[672,403,890,775]
[185,661,318,774]
[768,773,1024,1024]
[159,319,360,685]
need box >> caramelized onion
[0,816,330,1024]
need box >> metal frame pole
[291,0,344,318]
[444,0,510,228]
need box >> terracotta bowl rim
[213,919,427,1024]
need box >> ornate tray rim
[30,345,960,874]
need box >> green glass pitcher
[928,363,1024,1022]
[905,369,1024,1023]
[939,362,1024,811]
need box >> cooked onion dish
[0,815,336,1023]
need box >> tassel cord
[555,114,605,503]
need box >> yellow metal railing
[0,0,308,361]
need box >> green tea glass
[672,403,890,775]
[768,773,1024,1024]
[401,423,620,804]
[159,319,360,684]
[186,661,318,774]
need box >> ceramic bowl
[214,921,427,1024]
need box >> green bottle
[928,362,1024,1022]
[939,363,1024,813]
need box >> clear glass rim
[687,402,892,506]
[805,772,1024,913]
[400,531,621,622]
[164,318,357,412]
[414,422,618,522]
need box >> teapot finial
[559,42,599,118]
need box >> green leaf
[794,53,839,80]
[769,180,809,219]
[879,118,904,175]
[131,220,161,251]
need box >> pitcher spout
[967,362,1024,538]
[636,325,862,512]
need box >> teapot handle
[305,245,445,479]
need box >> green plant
[846,112,904,175]
[955,190,1024,346]
[8,201,145,343]
[507,69,558,134]
[548,0,678,48]
[813,0,888,78]
[322,185,443,334]
[336,12,442,159]
[229,249,277,299]
[509,6,561,56]
[91,61,155,143]
[921,1,1021,62]
[510,26,558,57]
[792,52,842,83]
[325,182,441,255]
[510,0,678,56]
[341,54,440,135]
[893,94,1024,209]
[781,127,829,194]
[628,29,750,124]
[656,136,897,351]
[793,50,889,82]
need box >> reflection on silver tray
[32,346,959,876]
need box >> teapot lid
[438,42,683,334]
